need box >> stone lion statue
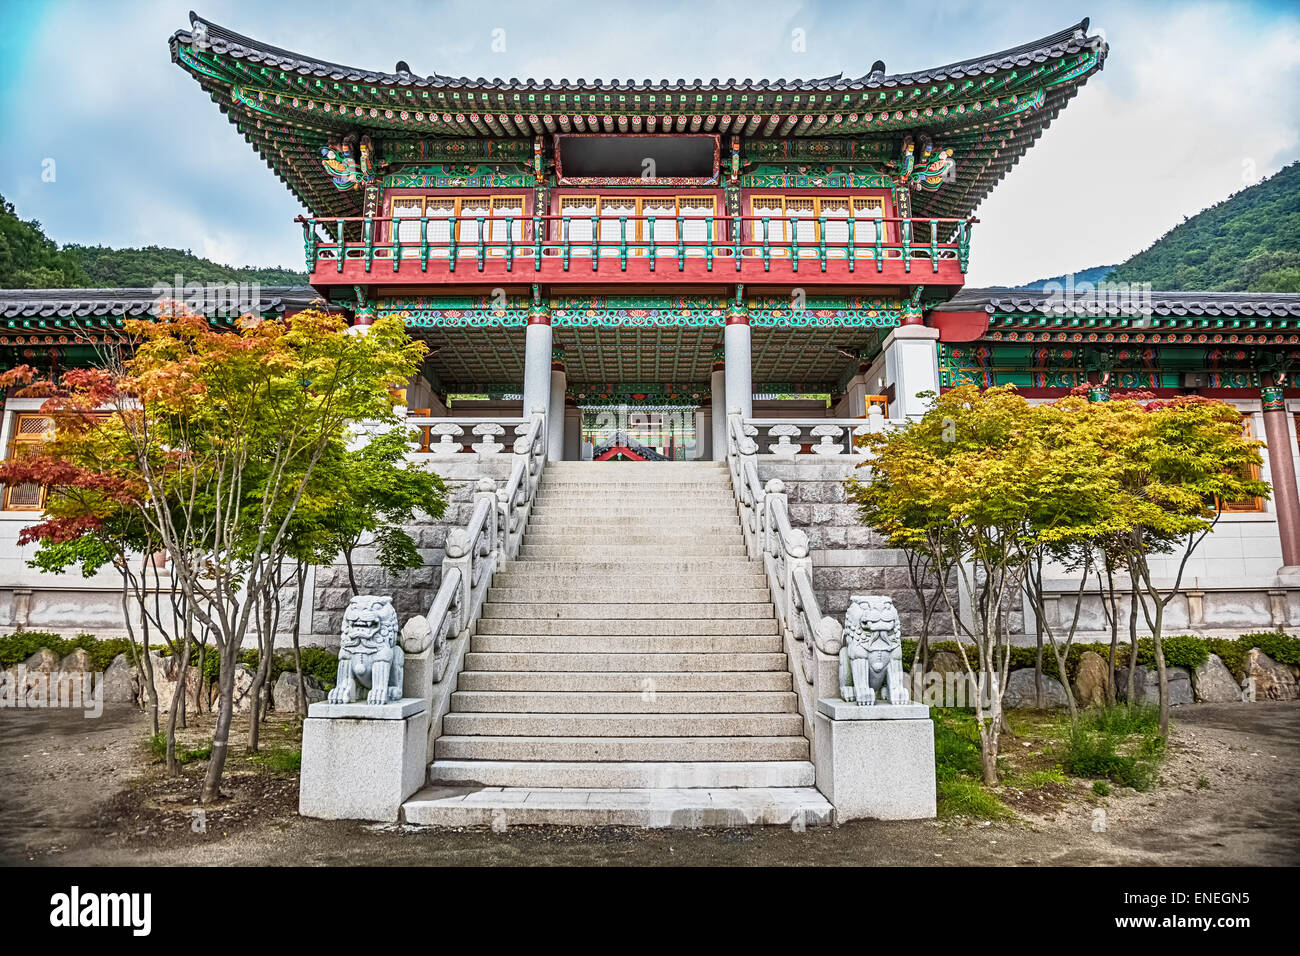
[327,595,404,705]
[839,594,910,706]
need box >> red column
[1261,385,1300,568]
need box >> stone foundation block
[813,699,936,821]
[299,698,429,821]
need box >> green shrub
[1241,631,1300,666]
[1092,780,1111,796]
[0,631,134,671]
[296,646,341,690]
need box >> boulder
[101,653,141,705]
[1246,649,1299,701]
[929,650,966,676]
[59,648,93,673]
[140,652,202,713]
[230,664,257,714]
[1192,653,1242,703]
[272,671,326,712]
[1116,665,1195,706]
[20,648,59,693]
[1003,668,1069,710]
[1073,651,1111,707]
[23,648,58,672]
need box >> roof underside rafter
[169,12,1108,221]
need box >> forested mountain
[0,194,306,289]
[1107,161,1299,292]
[1014,264,1118,290]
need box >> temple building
[5,14,1299,629]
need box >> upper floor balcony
[297,213,974,288]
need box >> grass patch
[937,778,1013,820]
[1092,780,1111,796]
[1006,768,1067,789]
[251,747,302,774]
[147,733,212,765]
[1060,705,1165,792]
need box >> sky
[0,0,1298,286]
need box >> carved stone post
[474,477,499,563]
[442,529,473,639]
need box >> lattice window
[389,195,528,246]
[749,195,887,244]
[3,413,54,511]
[555,195,718,249]
[1219,414,1264,513]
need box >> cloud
[1,0,1297,286]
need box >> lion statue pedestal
[812,595,936,821]
[299,595,429,822]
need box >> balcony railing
[296,214,974,285]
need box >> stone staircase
[402,460,832,827]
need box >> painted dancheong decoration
[328,595,405,704]
[839,595,911,706]
[320,134,376,191]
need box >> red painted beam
[309,256,968,288]
[929,310,990,342]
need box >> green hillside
[1108,161,1300,292]
[0,194,306,289]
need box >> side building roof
[0,286,334,340]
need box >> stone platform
[401,786,833,828]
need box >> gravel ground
[1,700,1296,866]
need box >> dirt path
[2,701,1296,866]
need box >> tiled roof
[170,12,1107,222]
[0,286,331,322]
[182,15,1095,92]
[937,288,1300,319]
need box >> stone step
[462,651,789,672]
[487,587,771,603]
[427,759,813,788]
[517,545,749,558]
[490,575,767,592]
[470,634,781,654]
[449,690,798,714]
[539,478,731,487]
[456,670,793,692]
[442,712,806,737]
[525,519,741,531]
[541,467,729,475]
[522,532,743,546]
[536,485,729,492]
[475,617,778,636]
[495,560,761,575]
[480,602,771,620]
[433,735,810,762]
[401,786,832,828]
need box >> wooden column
[1261,385,1300,568]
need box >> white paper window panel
[561,201,597,242]
[680,200,713,244]
[490,202,526,241]
[393,201,425,243]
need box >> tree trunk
[1152,600,1170,739]
[1104,562,1119,706]
[344,549,359,597]
[201,650,237,803]
[292,562,308,716]
[1126,581,1139,708]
